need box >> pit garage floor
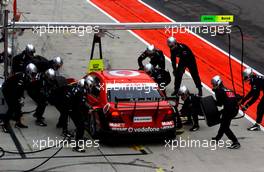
[0,1,264,172]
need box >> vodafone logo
[108,70,140,77]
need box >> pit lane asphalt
[143,0,264,74]
[0,0,264,172]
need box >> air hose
[228,25,245,119]
[0,136,68,172]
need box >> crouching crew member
[2,63,38,132]
[167,37,203,96]
[144,63,171,88]
[138,45,165,70]
[178,85,202,131]
[211,75,240,149]
[27,56,64,127]
[240,68,264,131]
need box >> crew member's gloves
[241,104,248,111]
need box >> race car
[85,69,177,138]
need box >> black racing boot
[72,146,86,153]
[62,130,74,138]
[15,122,28,129]
[228,142,241,149]
[189,125,199,132]
[247,123,260,131]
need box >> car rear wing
[114,97,173,121]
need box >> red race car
[85,69,177,138]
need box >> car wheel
[89,114,98,138]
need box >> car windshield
[107,87,162,102]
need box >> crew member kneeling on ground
[240,68,264,131]
[178,85,202,132]
[138,44,165,70]
[167,37,203,96]
[2,63,38,132]
[144,63,171,89]
[211,75,240,149]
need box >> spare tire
[200,96,221,127]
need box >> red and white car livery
[86,69,176,138]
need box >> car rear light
[167,109,173,115]
[111,111,120,117]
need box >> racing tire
[200,96,221,127]
[88,113,98,139]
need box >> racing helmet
[25,44,35,57]
[146,44,155,55]
[45,68,56,80]
[85,75,95,88]
[211,75,222,89]
[77,78,85,88]
[144,63,154,74]
[7,47,12,57]
[167,36,177,48]
[25,63,38,81]
[242,68,254,81]
[52,56,63,70]
[178,85,189,101]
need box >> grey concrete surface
[0,0,263,172]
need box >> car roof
[93,69,155,84]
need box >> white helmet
[25,44,35,55]
[167,36,177,48]
[77,79,85,87]
[85,75,94,87]
[25,63,37,80]
[242,68,253,81]
[178,85,189,96]
[146,44,155,55]
[211,75,222,89]
[45,68,56,80]
[52,56,63,70]
[144,63,153,73]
